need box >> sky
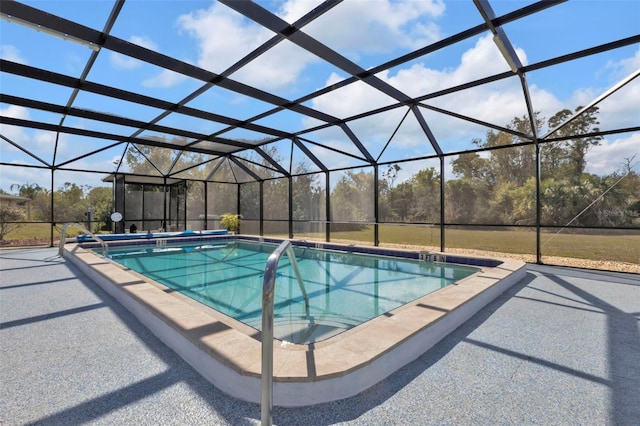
[1,0,639,192]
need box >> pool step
[244,313,369,344]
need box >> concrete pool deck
[61,241,525,407]
[1,247,639,424]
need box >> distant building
[0,194,31,218]
[0,194,30,209]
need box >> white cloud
[4,129,57,161]
[313,72,397,117]
[567,80,640,133]
[591,50,640,131]
[554,49,640,133]
[585,133,640,176]
[455,35,527,84]
[33,131,56,154]
[0,44,26,64]
[233,42,317,91]
[302,125,369,170]
[277,0,319,23]
[0,163,112,194]
[300,0,445,55]
[142,69,187,88]
[605,46,640,81]
[110,51,142,70]
[306,34,534,149]
[110,35,159,70]
[178,0,445,91]
[0,106,59,162]
[311,34,528,114]
[109,34,190,89]
[130,35,158,51]
[0,165,50,193]
[55,161,117,185]
[1,133,121,192]
[178,2,272,75]
[303,34,639,158]
[0,105,30,145]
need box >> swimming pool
[104,240,479,344]
[64,235,526,406]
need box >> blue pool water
[104,240,479,343]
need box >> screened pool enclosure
[1,0,638,271]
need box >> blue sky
[1,0,639,192]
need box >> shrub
[0,206,25,241]
[220,213,240,232]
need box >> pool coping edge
[64,242,526,407]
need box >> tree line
[1,182,113,234]
[4,105,637,241]
[325,106,639,228]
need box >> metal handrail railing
[58,222,108,257]
[261,240,309,426]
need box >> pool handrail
[261,240,309,426]
[59,222,108,257]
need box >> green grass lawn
[5,222,639,265]
[302,225,639,265]
[2,223,81,244]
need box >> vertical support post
[112,174,117,234]
[142,182,147,231]
[237,183,241,234]
[260,181,264,236]
[288,176,294,239]
[114,174,126,234]
[111,175,115,233]
[373,164,379,246]
[516,72,541,263]
[183,181,187,231]
[49,168,55,247]
[536,143,542,264]
[325,171,330,242]
[439,156,445,252]
[204,181,208,230]
[162,177,169,232]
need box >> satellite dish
[110,212,123,222]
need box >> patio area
[1,247,638,425]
